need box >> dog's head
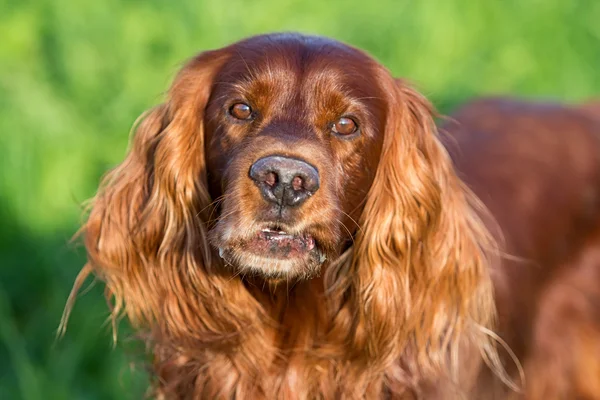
[201,34,390,278]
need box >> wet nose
[249,156,320,207]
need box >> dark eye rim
[227,101,256,121]
[330,115,360,138]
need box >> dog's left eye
[331,117,358,136]
[229,103,253,120]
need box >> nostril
[265,172,278,187]
[291,176,303,191]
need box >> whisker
[346,196,368,222]
[205,195,232,224]
[208,207,238,225]
[197,194,230,218]
[337,217,356,246]
[226,266,245,283]
[338,209,362,233]
[235,50,257,82]
[353,96,382,101]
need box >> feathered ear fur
[75,50,228,327]
[61,50,274,396]
[328,72,504,394]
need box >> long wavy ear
[60,50,267,353]
[348,74,503,389]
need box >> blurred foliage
[0,0,598,398]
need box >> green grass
[1,0,599,398]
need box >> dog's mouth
[232,225,318,259]
[216,224,327,276]
[251,226,316,255]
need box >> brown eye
[332,117,358,136]
[229,103,253,120]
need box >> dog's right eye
[229,103,253,120]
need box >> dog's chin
[216,228,327,280]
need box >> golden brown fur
[440,98,600,399]
[62,34,600,399]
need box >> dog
[62,33,600,399]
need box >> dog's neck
[241,272,328,331]
[152,256,479,398]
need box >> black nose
[249,156,320,207]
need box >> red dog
[63,33,600,399]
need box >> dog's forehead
[210,34,384,112]
[217,34,375,86]
[234,33,368,63]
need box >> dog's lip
[261,227,291,236]
[254,226,316,251]
[259,226,313,244]
[217,224,325,262]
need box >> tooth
[218,248,225,259]
[278,231,286,235]
[319,253,327,263]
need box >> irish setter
[62,33,600,399]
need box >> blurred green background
[1,0,599,398]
